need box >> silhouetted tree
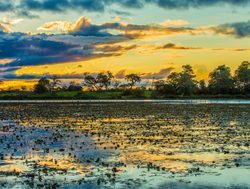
[208,65,234,94]
[96,71,114,90]
[177,65,198,95]
[153,80,166,91]
[83,74,98,90]
[198,80,208,94]
[113,80,121,90]
[50,76,61,92]
[235,61,250,93]
[125,74,141,89]
[67,82,82,91]
[83,72,114,90]
[34,78,51,93]
[159,72,180,95]
[20,86,27,92]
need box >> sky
[1,0,250,89]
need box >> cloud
[212,48,250,51]
[38,16,206,39]
[2,74,40,80]
[141,68,174,79]
[1,73,85,80]
[39,17,250,41]
[39,17,113,37]
[96,44,138,53]
[158,43,202,50]
[109,10,132,16]
[115,69,128,79]
[213,20,250,38]
[0,59,15,65]
[38,16,90,33]
[16,10,39,19]
[0,31,135,69]
[154,0,250,9]
[0,20,139,77]
[0,2,13,12]
[113,16,122,22]
[9,0,250,15]
[0,17,24,32]
[0,67,20,73]
[2,15,250,81]
[1,68,173,81]
[113,68,174,80]
[0,24,10,32]
[160,19,190,26]
[8,19,24,25]
[38,21,76,32]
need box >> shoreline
[0,99,250,104]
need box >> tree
[113,80,121,90]
[168,72,180,86]
[50,76,61,92]
[20,86,27,92]
[34,77,51,93]
[235,61,250,93]
[198,80,208,94]
[153,80,166,91]
[67,82,82,91]
[125,74,141,89]
[83,74,98,90]
[96,71,114,90]
[151,73,179,95]
[177,65,198,95]
[208,65,234,94]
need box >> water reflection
[0,103,250,188]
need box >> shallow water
[0,103,249,189]
[0,99,250,104]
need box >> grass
[0,90,249,100]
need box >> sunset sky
[1,0,250,89]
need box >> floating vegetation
[0,102,250,189]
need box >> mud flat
[0,102,249,189]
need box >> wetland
[0,102,249,189]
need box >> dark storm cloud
[154,0,250,9]
[19,0,109,12]
[0,28,136,69]
[0,32,83,67]
[5,0,250,15]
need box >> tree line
[153,61,250,96]
[33,72,142,93]
[1,61,249,97]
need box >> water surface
[0,102,249,188]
